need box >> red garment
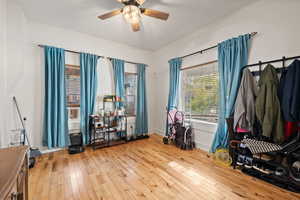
[236,127,250,133]
[284,122,300,139]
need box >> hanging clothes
[279,59,300,140]
[255,64,284,143]
[278,68,288,103]
[284,122,299,139]
[281,59,300,121]
[234,69,258,133]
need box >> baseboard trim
[41,133,156,154]
[154,129,164,136]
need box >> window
[65,64,80,132]
[124,73,137,116]
[65,65,80,107]
[181,62,219,123]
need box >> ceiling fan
[98,0,169,32]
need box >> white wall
[1,1,156,149]
[0,0,29,148]
[0,0,7,147]
[152,0,300,151]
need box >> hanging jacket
[234,69,258,132]
[278,62,300,140]
[278,68,288,104]
[255,64,284,143]
[281,59,300,122]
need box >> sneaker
[244,157,253,168]
[237,155,245,166]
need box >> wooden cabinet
[0,146,29,200]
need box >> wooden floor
[29,134,300,200]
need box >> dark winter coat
[281,59,300,122]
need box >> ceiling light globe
[122,5,141,24]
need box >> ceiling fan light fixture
[122,5,141,24]
[98,0,169,32]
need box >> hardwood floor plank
[29,134,300,200]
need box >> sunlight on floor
[168,161,218,188]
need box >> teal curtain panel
[135,64,148,136]
[43,46,69,148]
[80,53,99,145]
[112,58,125,109]
[165,57,182,135]
[210,34,251,153]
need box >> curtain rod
[38,44,148,66]
[244,55,300,68]
[181,60,218,71]
[177,32,258,60]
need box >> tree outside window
[181,62,219,123]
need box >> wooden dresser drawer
[17,161,26,187]
[4,182,17,200]
[0,146,29,200]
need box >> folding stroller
[163,108,195,150]
[163,108,184,144]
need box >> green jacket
[255,64,284,143]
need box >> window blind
[181,62,219,123]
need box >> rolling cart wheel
[163,137,169,144]
[29,157,36,168]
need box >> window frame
[65,64,81,108]
[65,64,81,133]
[180,60,219,123]
[124,72,138,117]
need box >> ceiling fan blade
[141,8,169,20]
[131,23,140,32]
[136,0,146,5]
[98,9,122,20]
[116,0,129,3]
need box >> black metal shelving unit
[89,95,128,149]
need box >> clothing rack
[38,44,148,66]
[244,55,300,76]
[176,32,258,60]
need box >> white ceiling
[16,0,255,51]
